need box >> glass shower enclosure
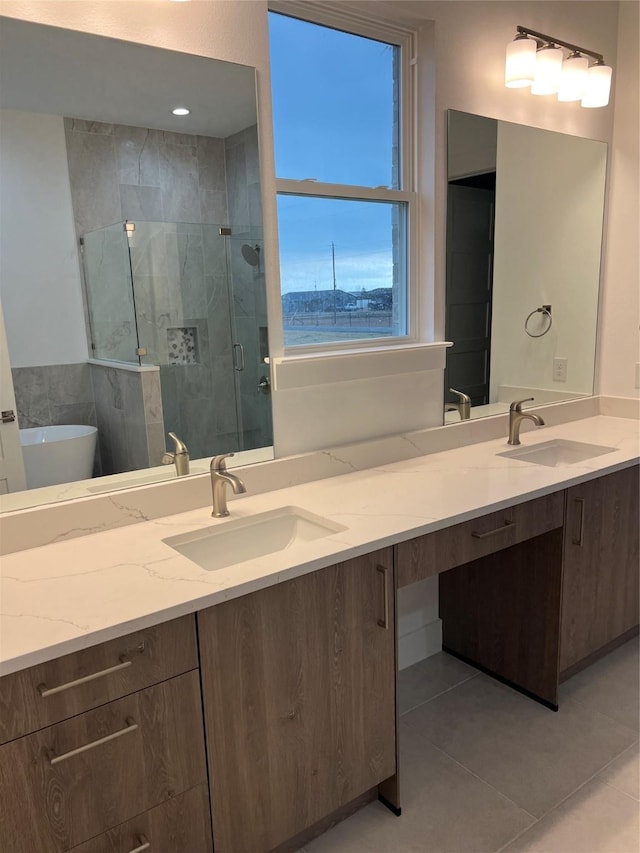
[82,219,271,467]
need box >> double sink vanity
[1,411,638,852]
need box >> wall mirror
[0,17,273,512]
[443,109,606,424]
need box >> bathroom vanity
[0,416,638,852]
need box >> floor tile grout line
[494,735,640,852]
[402,677,638,829]
[399,671,480,716]
[561,690,640,735]
[601,778,640,803]
[403,725,538,824]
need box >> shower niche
[82,219,271,470]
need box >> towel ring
[525,306,553,338]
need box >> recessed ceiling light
[172,107,191,116]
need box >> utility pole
[331,241,337,325]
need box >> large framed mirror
[443,109,607,424]
[0,17,273,512]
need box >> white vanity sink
[497,439,615,467]
[163,506,347,572]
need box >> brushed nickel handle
[471,520,515,539]
[37,647,144,698]
[377,565,390,630]
[572,498,586,547]
[233,342,245,371]
[127,837,150,853]
[49,717,138,765]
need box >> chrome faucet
[445,388,471,421]
[508,398,545,445]
[162,432,190,476]
[210,453,247,517]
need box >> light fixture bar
[515,26,604,63]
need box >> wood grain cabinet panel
[440,530,564,707]
[0,671,206,853]
[560,465,640,674]
[397,491,564,587]
[0,615,198,744]
[198,549,397,853]
[68,784,213,853]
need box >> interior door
[0,301,26,493]
[444,181,495,407]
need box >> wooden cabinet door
[198,549,396,853]
[560,465,640,673]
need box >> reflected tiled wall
[64,118,271,464]
[12,362,100,475]
[64,119,228,233]
[89,363,165,474]
[12,363,96,431]
[225,125,272,449]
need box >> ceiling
[0,16,257,138]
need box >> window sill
[271,342,452,391]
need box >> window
[269,5,415,349]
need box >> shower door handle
[232,343,245,371]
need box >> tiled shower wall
[64,118,271,462]
[89,363,165,474]
[12,363,96,431]
[225,126,272,449]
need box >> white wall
[598,0,640,398]
[490,122,606,398]
[0,110,88,366]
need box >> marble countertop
[1,415,638,677]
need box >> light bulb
[581,63,612,108]
[531,44,563,95]
[557,52,589,101]
[172,107,191,116]
[505,35,537,88]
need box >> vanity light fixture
[505,26,612,107]
[172,106,191,116]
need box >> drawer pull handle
[377,565,390,630]
[572,497,586,547]
[38,643,144,697]
[49,717,138,765]
[127,837,150,853]
[471,520,515,540]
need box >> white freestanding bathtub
[20,425,98,489]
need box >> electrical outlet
[635,363,640,389]
[553,357,568,382]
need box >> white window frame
[269,1,418,355]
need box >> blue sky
[269,12,398,294]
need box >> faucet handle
[449,388,471,404]
[510,397,534,413]
[211,452,235,472]
[168,432,188,454]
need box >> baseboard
[398,618,442,670]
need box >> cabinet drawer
[68,784,213,853]
[0,670,207,853]
[397,491,564,587]
[0,615,197,744]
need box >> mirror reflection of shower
[241,243,261,271]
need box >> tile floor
[302,637,639,853]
